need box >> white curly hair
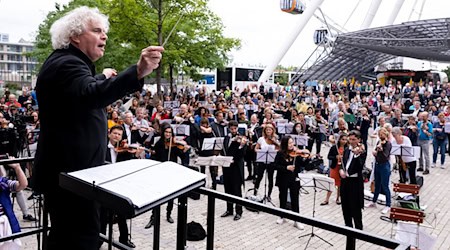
[50,6,109,50]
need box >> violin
[115,140,149,153]
[289,150,310,159]
[164,138,186,150]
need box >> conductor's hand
[137,46,164,79]
[287,165,295,172]
[102,68,117,79]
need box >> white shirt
[391,136,415,163]
[124,124,132,143]
[108,142,117,164]
[345,146,360,178]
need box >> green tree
[31,0,240,99]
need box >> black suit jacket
[223,135,246,184]
[121,124,141,145]
[341,147,367,177]
[33,44,143,192]
[340,147,367,208]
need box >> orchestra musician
[221,121,247,221]
[321,132,348,206]
[245,114,260,180]
[307,109,327,155]
[198,118,219,190]
[253,124,279,198]
[100,125,143,248]
[145,123,190,229]
[339,130,367,250]
[273,135,309,230]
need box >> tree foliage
[30,0,241,94]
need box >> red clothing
[5,101,21,108]
[329,146,344,187]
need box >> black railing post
[206,195,216,250]
[176,195,188,250]
[153,206,160,250]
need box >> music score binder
[59,159,206,218]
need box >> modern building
[0,34,37,87]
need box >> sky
[0,0,449,69]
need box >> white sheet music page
[99,161,205,208]
[68,159,160,185]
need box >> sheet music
[171,124,190,136]
[159,119,172,125]
[163,101,180,109]
[201,137,224,151]
[255,149,277,163]
[298,173,334,191]
[69,160,205,208]
[69,159,160,186]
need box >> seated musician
[100,125,144,248]
[173,104,194,124]
[274,136,308,230]
[150,104,170,122]
[145,123,190,229]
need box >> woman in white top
[253,124,280,199]
[391,127,417,184]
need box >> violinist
[100,125,142,248]
[307,109,327,155]
[198,118,218,190]
[244,114,260,181]
[253,124,279,198]
[150,104,170,122]
[221,121,247,221]
[145,123,190,229]
[365,127,392,214]
[273,136,306,230]
[121,111,140,145]
[339,130,367,250]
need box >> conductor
[33,6,163,250]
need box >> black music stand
[59,159,206,250]
[255,149,277,206]
[298,173,334,249]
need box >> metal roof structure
[298,18,450,82]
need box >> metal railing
[196,187,410,250]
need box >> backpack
[186,221,206,241]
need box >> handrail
[197,187,410,250]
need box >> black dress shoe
[119,239,136,248]
[220,211,233,217]
[233,214,241,221]
[145,218,154,229]
[23,214,37,221]
[167,215,174,223]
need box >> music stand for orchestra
[298,173,334,249]
[171,124,190,136]
[163,100,180,109]
[59,159,206,250]
[255,148,278,206]
[277,123,294,135]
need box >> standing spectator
[432,112,448,168]
[417,112,433,174]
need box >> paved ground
[15,137,450,249]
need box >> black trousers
[45,187,100,250]
[340,177,363,250]
[200,166,218,190]
[99,207,129,243]
[223,167,243,215]
[399,161,417,184]
[254,163,274,196]
[278,182,300,213]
